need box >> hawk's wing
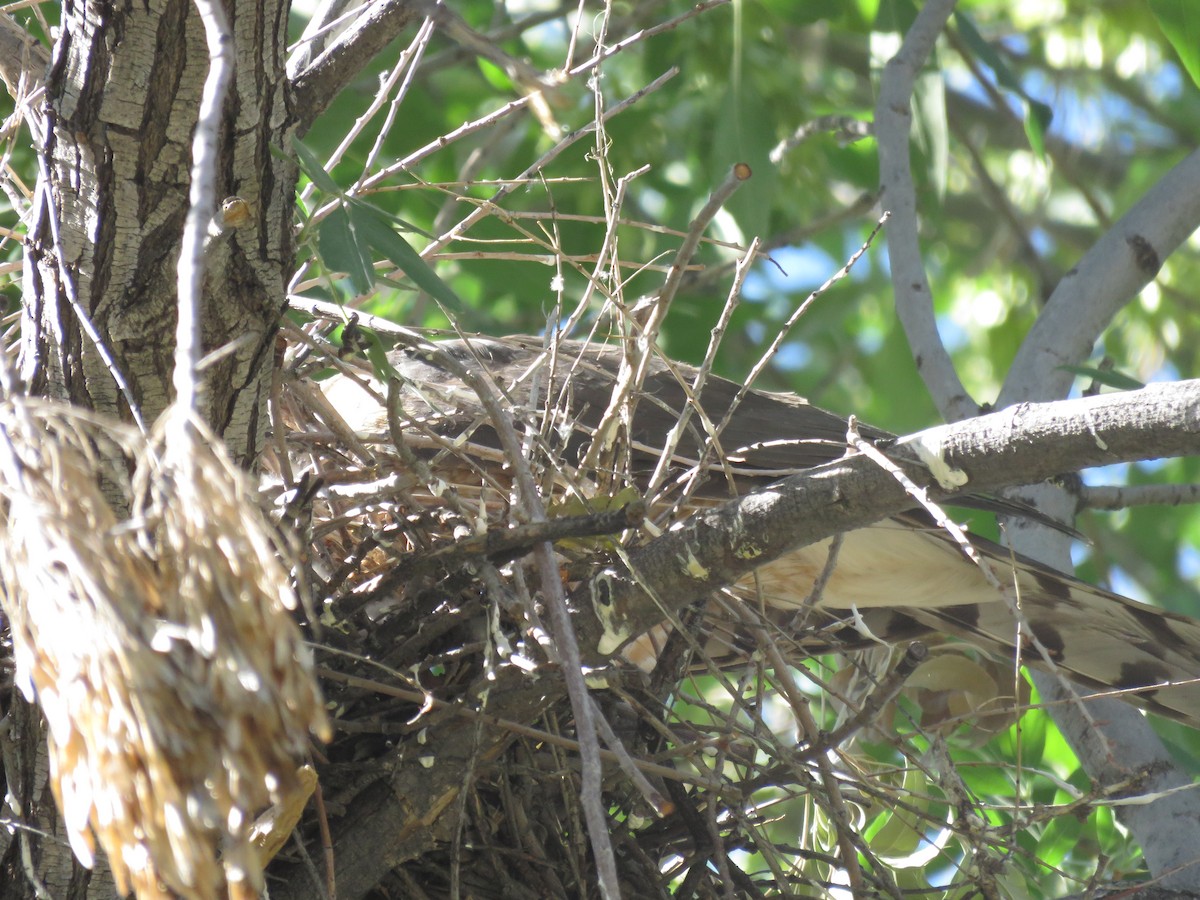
[315,335,1200,727]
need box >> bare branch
[769,115,872,166]
[999,147,1200,407]
[1080,482,1200,511]
[993,143,1200,891]
[1033,673,1200,892]
[874,0,975,421]
[175,0,235,414]
[574,379,1200,659]
[288,0,425,135]
[423,66,678,258]
[287,0,366,77]
[0,13,48,104]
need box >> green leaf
[360,328,400,382]
[875,0,918,33]
[854,0,881,25]
[1058,365,1146,391]
[709,85,778,239]
[955,11,1053,158]
[1023,99,1052,159]
[476,57,514,93]
[1151,0,1200,91]
[291,135,342,195]
[318,204,374,295]
[913,67,949,197]
[955,12,1016,92]
[1036,813,1083,869]
[348,200,464,313]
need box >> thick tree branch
[1035,671,1200,892]
[574,379,1200,659]
[288,0,425,135]
[999,146,1200,407]
[874,0,975,422]
[273,380,1200,898]
[990,99,1200,895]
[1080,483,1200,510]
[287,0,364,78]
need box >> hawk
[314,334,1200,728]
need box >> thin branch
[655,163,751,317]
[562,0,729,79]
[0,13,48,107]
[348,92,544,198]
[299,13,435,211]
[432,3,567,135]
[848,419,1095,729]
[874,0,974,421]
[365,500,644,596]
[644,237,759,503]
[656,217,886,521]
[679,190,877,296]
[587,694,670,816]
[343,1,728,202]
[798,642,928,760]
[757,629,875,894]
[315,664,731,792]
[31,156,147,435]
[769,115,871,166]
[370,330,623,897]
[286,0,366,78]
[175,0,235,416]
[992,133,1200,897]
[577,163,750,473]
[1079,483,1200,511]
[424,66,679,259]
[1030,668,1200,893]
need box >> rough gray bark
[572,379,1200,659]
[20,0,295,466]
[4,0,295,894]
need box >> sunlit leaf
[955,11,1053,159]
[1023,99,1052,158]
[361,328,400,382]
[913,68,948,197]
[710,85,777,239]
[1151,0,1200,91]
[855,0,881,24]
[476,57,514,92]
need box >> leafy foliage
[272,3,1200,895]
[3,0,1200,896]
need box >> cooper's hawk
[314,334,1200,727]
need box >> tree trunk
[20,0,294,465]
[3,0,294,893]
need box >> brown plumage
[315,335,1200,728]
